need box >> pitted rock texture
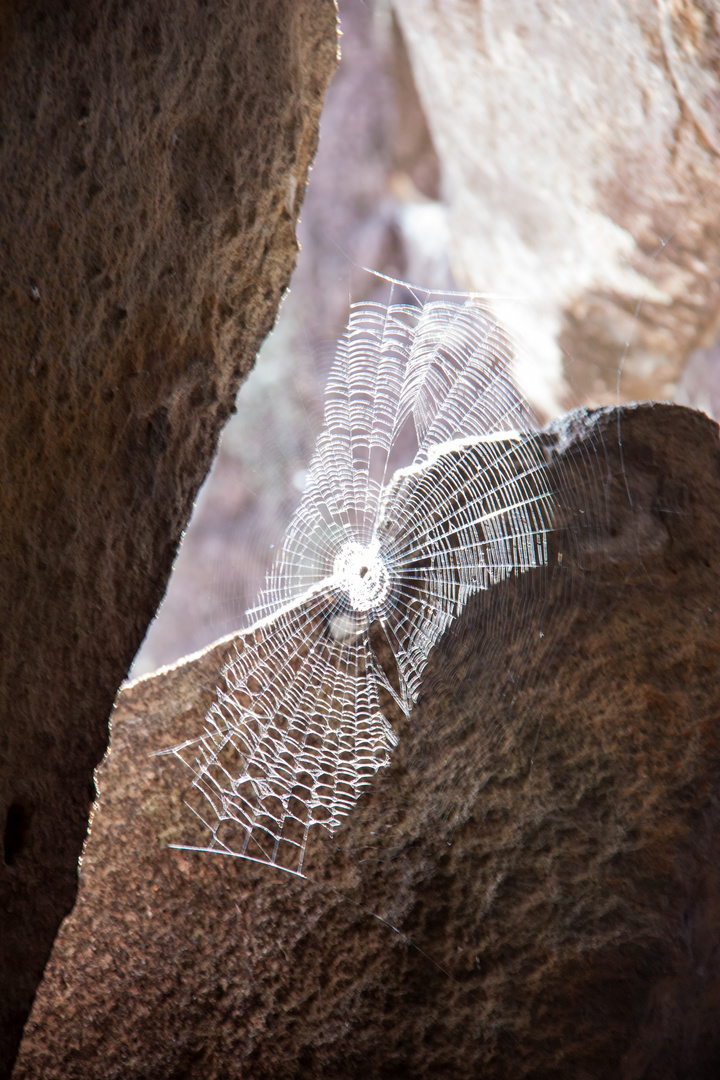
[0,1,337,1074]
[13,405,720,1080]
[392,0,720,418]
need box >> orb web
[162,294,558,875]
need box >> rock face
[392,0,720,417]
[14,404,720,1079]
[0,1,337,1074]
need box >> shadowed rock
[13,405,720,1079]
[0,0,337,1073]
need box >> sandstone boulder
[14,404,720,1079]
[0,1,337,1073]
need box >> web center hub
[333,539,390,612]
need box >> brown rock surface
[0,0,337,1074]
[13,404,720,1079]
[392,0,720,417]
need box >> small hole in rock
[359,566,368,578]
[4,802,32,865]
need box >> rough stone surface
[392,0,720,417]
[0,1,337,1074]
[13,405,720,1079]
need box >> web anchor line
[161,295,559,876]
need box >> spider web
[162,295,560,875]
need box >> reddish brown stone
[0,1,337,1074]
[13,404,720,1079]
